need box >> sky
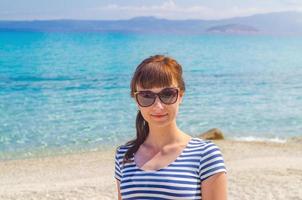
[1,0,302,20]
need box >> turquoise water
[0,31,302,159]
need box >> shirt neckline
[134,137,193,173]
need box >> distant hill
[206,24,258,34]
[0,11,302,35]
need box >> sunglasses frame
[134,87,179,107]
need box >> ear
[133,97,140,110]
[179,92,184,104]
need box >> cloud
[280,0,302,6]
[90,0,302,20]
[1,0,302,20]
[91,0,213,19]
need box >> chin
[148,119,174,128]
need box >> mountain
[206,24,259,34]
[0,11,302,35]
[211,11,302,35]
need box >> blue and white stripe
[115,137,226,199]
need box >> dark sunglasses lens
[136,92,155,107]
[159,88,178,104]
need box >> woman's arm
[116,180,122,200]
[201,172,227,200]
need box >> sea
[0,31,301,160]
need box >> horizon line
[0,10,301,22]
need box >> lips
[151,114,168,118]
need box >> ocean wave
[231,136,287,143]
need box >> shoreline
[0,139,302,200]
[1,135,301,161]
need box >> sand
[0,139,301,200]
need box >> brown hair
[122,55,185,164]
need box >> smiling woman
[114,55,227,200]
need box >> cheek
[167,104,180,117]
[139,108,150,120]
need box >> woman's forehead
[136,79,178,91]
[136,85,177,92]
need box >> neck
[144,120,188,149]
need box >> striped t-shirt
[114,137,226,200]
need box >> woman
[115,55,227,200]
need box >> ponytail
[122,110,149,165]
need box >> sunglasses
[134,87,179,107]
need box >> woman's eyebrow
[138,89,152,92]
[136,90,155,94]
[137,87,171,93]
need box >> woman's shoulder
[115,143,134,156]
[190,137,217,146]
[189,137,222,154]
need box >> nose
[152,96,164,109]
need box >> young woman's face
[135,85,183,128]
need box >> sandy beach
[1,138,301,200]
